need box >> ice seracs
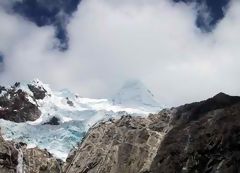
[0,79,163,160]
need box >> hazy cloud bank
[0,0,240,106]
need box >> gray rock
[0,129,62,173]
[63,113,171,173]
[63,93,240,173]
[28,84,47,100]
[0,86,41,122]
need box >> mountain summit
[0,79,162,160]
[1,79,240,173]
[64,93,240,173]
[111,80,161,111]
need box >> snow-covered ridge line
[0,79,163,160]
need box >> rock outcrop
[22,147,62,173]
[63,110,172,173]
[0,132,19,173]
[0,84,41,122]
[43,116,60,125]
[0,130,62,173]
[64,93,240,173]
[28,83,47,100]
[150,93,240,173]
[1,80,240,173]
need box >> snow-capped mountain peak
[111,80,161,111]
[0,79,163,160]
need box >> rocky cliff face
[64,93,240,173]
[150,93,240,173]
[63,110,172,173]
[0,132,19,173]
[0,130,61,173]
[0,83,42,122]
[0,82,63,173]
[1,79,240,173]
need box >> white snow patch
[0,79,163,161]
[0,90,7,97]
[16,145,24,173]
[111,80,162,112]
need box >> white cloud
[0,0,240,106]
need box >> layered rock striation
[64,93,240,173]
[63,110,172,173]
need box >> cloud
[0,0,240,106]
[3,0,82,50]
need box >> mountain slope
[64,93,240,173]
[150,93,240,173]
[1,80,240,173]
[111,80,162,112]
[0,129,61,173]
[0,79,162,160]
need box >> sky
[0,0,239,106]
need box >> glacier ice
[0,79,163,160]
[111,79,162,111]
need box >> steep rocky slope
[0,80,162,160]
[64,93,240,173]
[0,130,61,173]
[150,93,240,173]
[0,83,42,122]
[63,110,172,173]
[1,79,240,173]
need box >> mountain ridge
[64,92,240,173]
[0,79,162,160]
[1,80,240,172]
[111,79,162,111]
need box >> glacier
[111,79,161,111]
[0,79,163,160]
